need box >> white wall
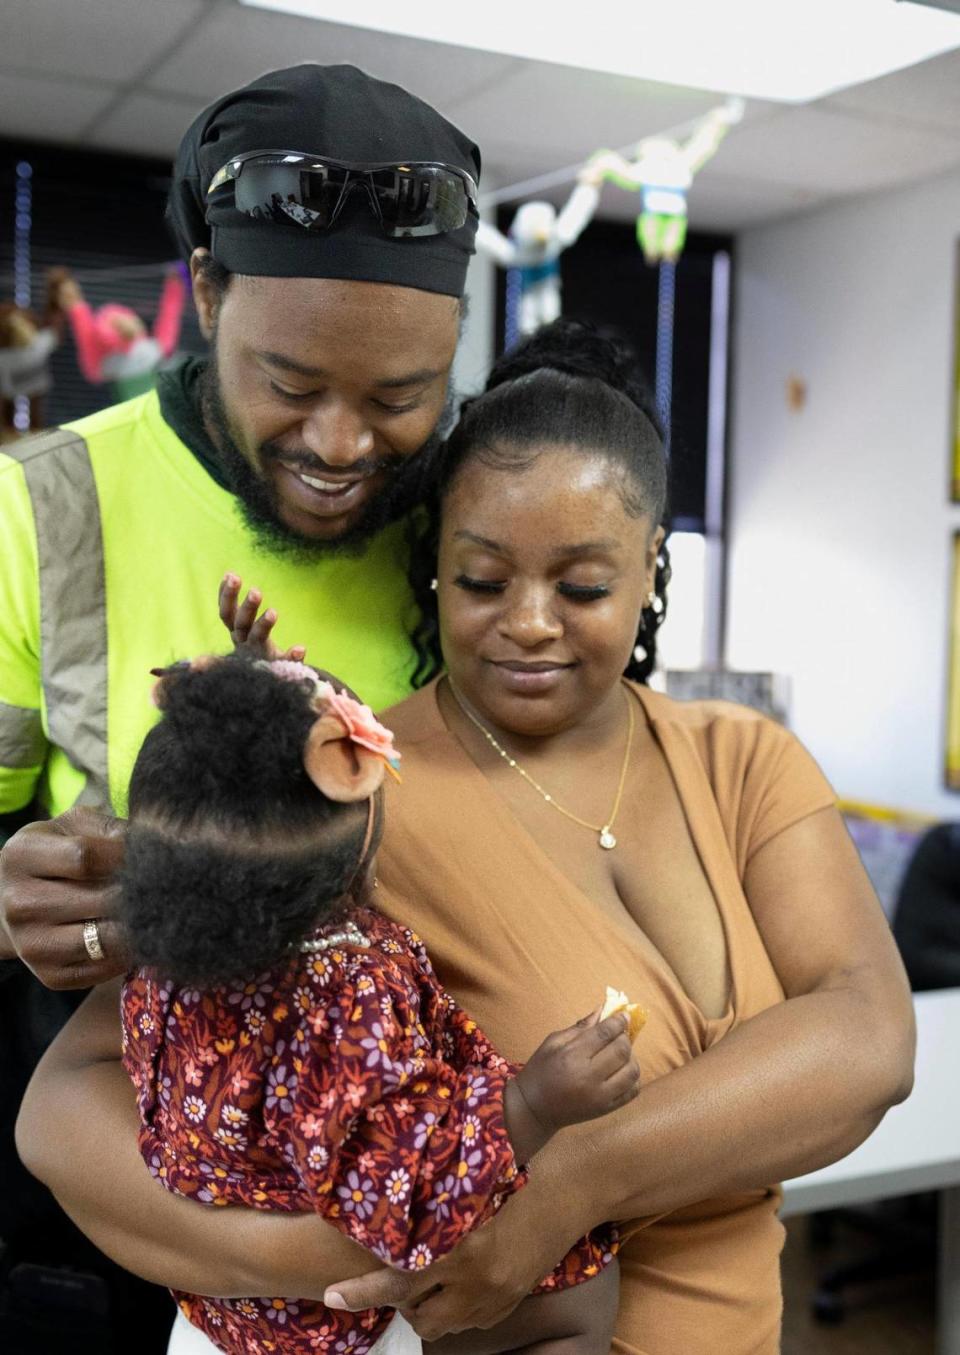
[728,169,960,818]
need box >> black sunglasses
[207,150,478,239]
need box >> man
[0,61,480,970]
[0,61,480,1349]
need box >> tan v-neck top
[375,680,837,1355]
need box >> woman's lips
[489,660,574,694]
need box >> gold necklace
[446,678,635,850]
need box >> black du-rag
[166,63,481,297]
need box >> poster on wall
[946,533,960,789]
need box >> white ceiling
[4,0,960,232]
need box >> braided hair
[409,318,671,686]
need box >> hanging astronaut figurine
[476,167,601,337]
[590,97,745,266]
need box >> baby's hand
[218,572,307,663]
[514,1007,640,1136]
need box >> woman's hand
[325,1194,576,1340]
[218,572,307,663]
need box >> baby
[120,652,639,1354]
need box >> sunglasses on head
[207,151,479,239]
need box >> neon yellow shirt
[0,391,418,819]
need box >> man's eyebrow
[374,369,443,391]
[258,351,441,389]
[259,350,327,378]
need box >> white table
[782,988,960,1353]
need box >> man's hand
[0,808,129,988]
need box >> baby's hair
[409,318,671,686]
[120,656,379,986]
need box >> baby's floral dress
[122,907,617,1354]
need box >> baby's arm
[439,989,639,1166]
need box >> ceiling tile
[700,104,960,196]
[686,176,829,233]
[824,48,960,135]
[453,63,757,170]
[88,92,211,158]
[3,0,207,84]
[0,71,117,143]
[149,6,520,112]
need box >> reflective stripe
[5,430,109,808]
[0,699,46,768]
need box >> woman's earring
[645,591,655,608]
[430,578,438,592]
[634,643,648,663]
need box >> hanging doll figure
[0,274,65,441]
[590,97,745,266]
[50,263,187,403]
[476,168,601,337]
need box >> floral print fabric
[122,907,615,1354]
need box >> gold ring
[82,918,105,962]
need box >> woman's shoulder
[632,683,836,847]
[632,682,785,745]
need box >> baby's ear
[303,715,385,802]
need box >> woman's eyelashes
[453,575,610,602]
[454,575,505,594]
[557,582,611,601]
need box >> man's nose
[299,400,374,469]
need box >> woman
[17,321,914,1355]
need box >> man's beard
[198,348,453,561]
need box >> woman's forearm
[17,1047,381,1299]
[525,981,914,1240]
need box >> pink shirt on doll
[65,269,185,384]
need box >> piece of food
[600,985,647,1042]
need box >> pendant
[599,828,617,850]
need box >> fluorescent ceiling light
[239,0,960,103]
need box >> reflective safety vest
[0,391,419,819]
